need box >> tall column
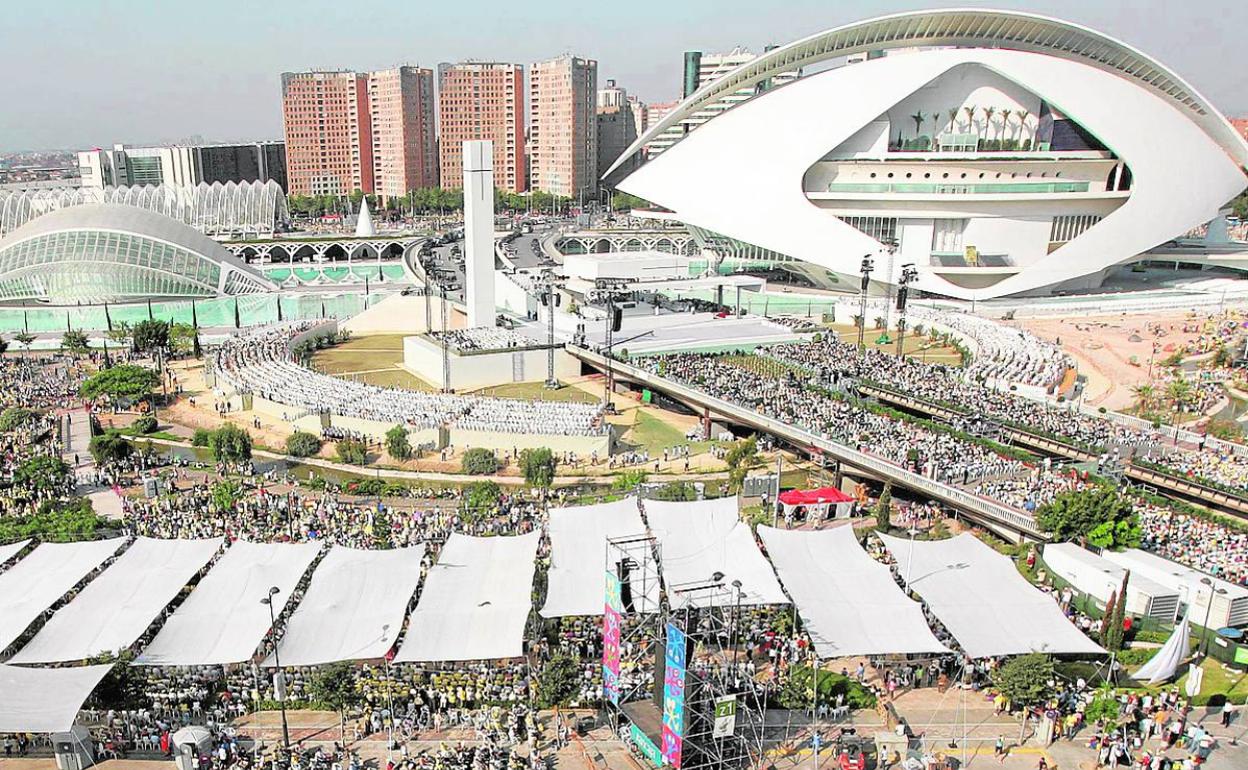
[463,140,496,328]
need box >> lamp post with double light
[261,586,291,751]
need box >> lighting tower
[537,270,568,388]
[894,263,918,356]
[857,255,874,352]
[589,277,631,408]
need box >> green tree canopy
[211,479,244,513]
[208,424,252,463]
[385,424,413,461]
[463,480,502,520]
[89,430,133,464]
[653,480,698,502]
[1036,486,1141,549]
[0,497,101,544]
[725,436,759,492]
[461,447,499,475]
[80,364,160,401]
[335,437,368,465]
[990,653,1056,709]
[62,329,90,356]
[285,431,323,458]
[14,455,70,494]
[131,319,169,354]
[0,406,41,432]
[309,661,361,738]
[519,447,557,489]
[536,652,581,707]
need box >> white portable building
[1043,543,1180,623]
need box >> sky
[2,0,1245,152]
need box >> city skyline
[2,0,1246,152]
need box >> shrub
[461,447,499,475]
[192,428,212,447]
[336,438,368,465]
[208,424,252,463]
[0,407,40,432]
[285,431,323,458]
[519,447,557,488]
[385,424,412,461]
[131,415,158,435]
[89,430,133,464]
[775,667,876,710]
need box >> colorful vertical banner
[631,723,664,768]
[661,621,688,768]
[602,570,623,704]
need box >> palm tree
[1166,378,1193,412]
[1132,383,1156,411]
[1017,109,1031,142]
[947,107,959,134]
[911,111,926,141]
[963,105,978,141]
[983,106,996,142]
[1000,109,1013,142]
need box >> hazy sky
[2,0,1245,152]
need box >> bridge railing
[575,347,1043,539]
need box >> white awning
[264,544,425,666]
[0,664,112,733]
[0,538,30,566]
[394,531,539,662]
[540,497,653,618]
[759,525,949,658]
[878,533,1104,658]
[0,538,126,653]
[10,537,224,664]
[135,541,321,666]
[644,498,789,608]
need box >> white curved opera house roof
[614,9,1248,299]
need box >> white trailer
[1100,548,1248,629]
[1042,543,1180,623]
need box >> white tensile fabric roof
[0,538,126,653]
[644,498,789,608]
[0,539,30,566]
[394,532,539,662]
[540,497,653,618]
[759,525,949,658]
[0,664,112,733]
[135,541,321,666]
[264,545,425,667]
[877,532,1104,658]
[10,537,223,664]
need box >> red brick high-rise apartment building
[437,62,526,193]
[281,71,373,197]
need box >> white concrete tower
[462,140,496,328]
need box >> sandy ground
[1009,311,1221,410]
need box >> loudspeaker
[611,307,623,332]
[617,559,634,613]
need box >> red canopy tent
[777,487,854,520]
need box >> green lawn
[472,382,601,403]
[824,324,964,364]
[620,410,716,456]
[309,334,409,375]
[351,368,433,390]
[1058,657,1248,705]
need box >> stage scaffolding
[603,535,767,770]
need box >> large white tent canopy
[0,538,30,567]
[541,497,653,618]
[265,545,425,667]
[395,532,539,662]
[10,537,224,664]
[136,541,321,666]
[759,525,949,658]
[645,498,789,608]
[878,533,1104,658]
[0,664,112,733]
[0,538,126,653]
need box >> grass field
[620,410,715,456]
[309,334,432,390]
[824,324,964,364]
[472,382,601,403]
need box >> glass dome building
[0,203,275,305]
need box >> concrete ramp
[342,293,465,335]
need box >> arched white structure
[614,9,1248,299]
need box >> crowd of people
[214,322,605,437]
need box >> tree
[211,480,243,513]
[169,322,197,355]
[536,652,581,707]
[14,455,70,494]
[89,430,133,464]
[654,481,698,502]
[1103,571,1130,652]
[335,438,368,465]
[1035,486,1141,549]
[612,469,648,494]
[62,329,90,356]
[1101,590,1119,649]
[309,662,361,744]
[461,447,499,475]
[0,406,40,432]
[208,424,252,463]
[724,436,759,492]
[80,364,160,401]
[131,319,170,354]
[385,424,413,461]
[86,652,145,711]
[910,111,926,140]
[519,447,557,489]
[285,431,323,458]
[0,336,8,357]
[873,482,894,531]
[13,331,34,351]
[0,497,101,544]
[990,654,1055,710]
[131,415,158,435]
[463,480,501,520]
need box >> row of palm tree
[906,105,1034,143]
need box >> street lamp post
[261,586,291,752]
[894,264,918,357]
[1197,577,1228,657]
[857,256,874,352]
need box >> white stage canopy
[645,498,789,608]
[541,497,654,618]
[878,533,1104,658]
[136,541,321,666]
[394,532,539,662]
[0,664,112,733]
[11,537,224,664]
[0,538,126,653]
[759,525,949,658]
[265,545,425,666]
[0,538,31,567]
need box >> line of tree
[287,187,576,219]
